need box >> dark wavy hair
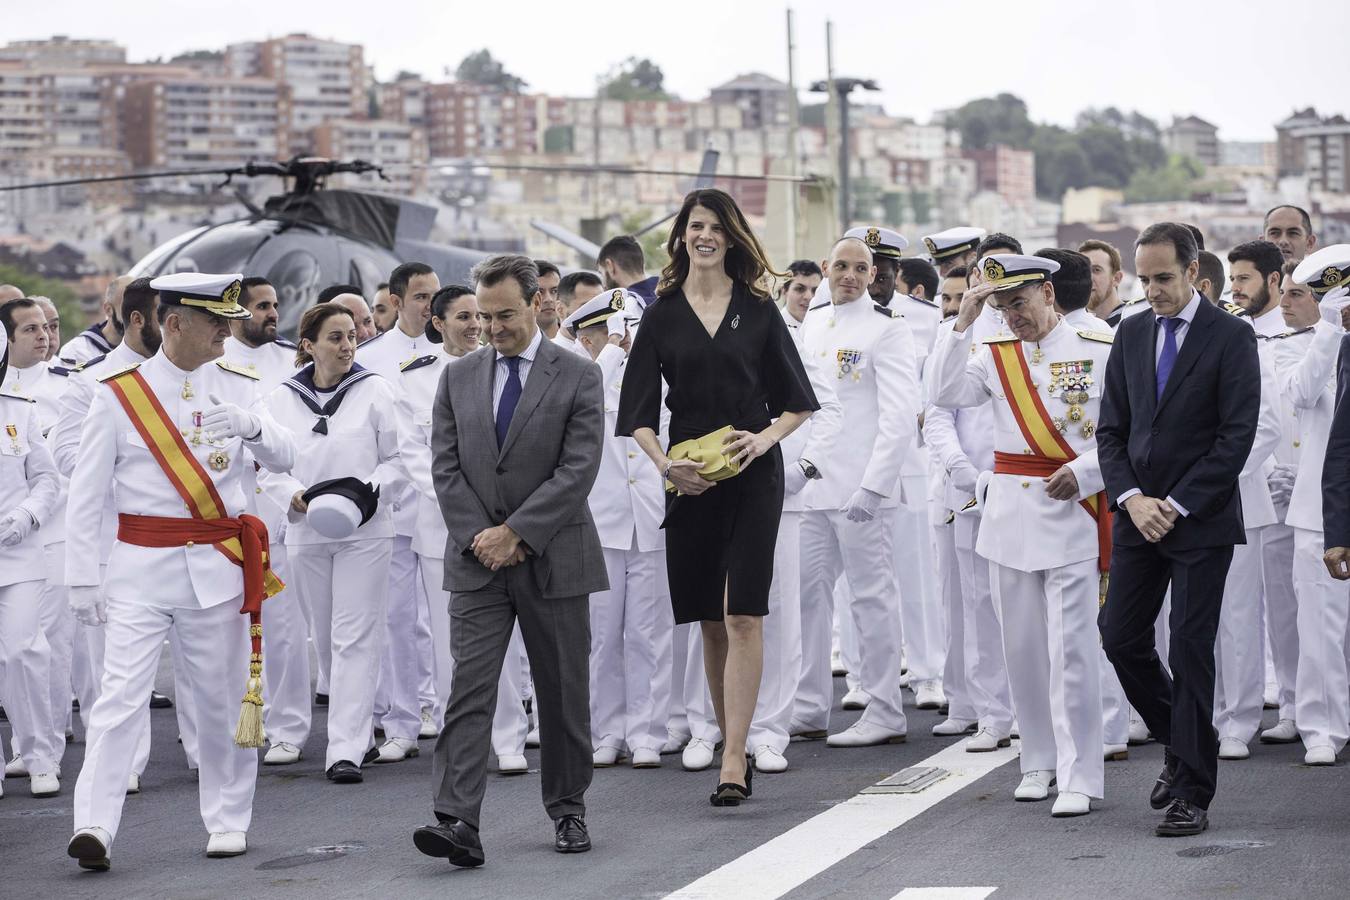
[657,188,779,301]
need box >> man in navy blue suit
[1096,222,1260,837]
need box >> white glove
[842,487,884,523]
[950,463,979,494]
[0,509,35,547]
[607,313,628,340]
[1320,292,1350,328]
[203,392,261,441]
[784,461,810,496]
[69,585,107,626]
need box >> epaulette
[1120,296,1147,307]
[49,364,74,377]
[1262,326,1315,340]
[97,362,141,382]
[982,334,1018,344]
[77,353,107,370]
[808,300,830,312]
[1222,301,1248,317]
[1076,329,1114,344]
[901,293,939,309]
[400,354,439,373]
[275,338,298,350]
[941,312,958,322]
[0,391,36,403]
[873,304,899,318]
[216,360,260,380]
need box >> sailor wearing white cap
[924,227,988,276]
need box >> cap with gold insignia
[922,226,987,260]
[978,254,1060,291]
[1293,244,1350,298]
[150,272,251,319]
[564,288,639,335]
[844,225,908,260]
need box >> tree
[1124,154,1208,203]
[947,93,1035,150]
[0,263,87,331]
[455,49,526,92]
[599,57,669,101]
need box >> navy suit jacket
[1323,335,1350,547]
[1097,295,1260,549]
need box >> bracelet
[662,460,674,480]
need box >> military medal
[1081,420,1096,439]
[191,411,204,446]
[181,378,194,400]
[836,348,862,380]
[1049,360,1094,425]
[5,424,17,453]
[208,449,230,471]
[1030,346,1044,364]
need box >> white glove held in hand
[784,461,810,497]
[1320,292,1350,328]
[0,509,35,547]
[203,392,261,441]
[950,463,979,494]
[842,488,884,523]
[607,313,628,339]
[69,585,107,626]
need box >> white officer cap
[564,288,638,336]
[978,254,1060,292]
[1293,244,1350,298]
[844,226,908,260]
[302,477,380,540]
[923,226,988,260]
[150,272,250,319]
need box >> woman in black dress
[616,189,818,805]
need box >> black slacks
[1099,540,1233,810]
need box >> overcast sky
[14,0,1345,141]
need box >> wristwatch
[798,459,821,480]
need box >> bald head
[330,294,377,343]
[0,284,23,304]
[823,237,877,306]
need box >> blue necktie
[1156,317,1183,400]
[495,356,522,449]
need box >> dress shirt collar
[496,326,543,365]
[1157,290,1202,327]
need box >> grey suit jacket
[431,335,608,598]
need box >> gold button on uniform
[1021,482,1030,488]
[1294,440,1301,448]
[186,541,195,548]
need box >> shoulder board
[0,391,37,404]
[902,294,939,308]
[1222,301,1248,317]
[96,362,141,382]
[1076,329,1114,344]
[873,304,899,318]
[74,353,107,372]
[1264,326,1315,340]
[982,334,1018,344]
[49,365,74,377]
[274,338,298,350]
[808,300,830,312]
[361,329,390,345]
[1120,296,1147,306]
[400,354,439,373]
[216,360,260,380]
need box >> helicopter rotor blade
[529,219,602,260]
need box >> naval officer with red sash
[64,272,295,870]
[930,254,1113,818]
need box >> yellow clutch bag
[665,426,740,493]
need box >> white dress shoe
[913,680,945,710]
[753,746,788,773]
[592,746,620,767]
[30,772,60,797]
[1260,718,1299,744]
[932,717,978,736]
[375,737,419,763]
[965,728,1011,753]
[206,831,247,858]
[1104,743,1129,761]
[788,719,828,741]
[1304,745,1336,766]
[127,773,141,794]
[1014,770,1056,801]
[497,754,528,774]
[68,826,112,871]
[1127,717,1152,745]
[632,748,661,769]
[263,742,302,765]
[830,649,846,676]
[827,721,907,747]
[4,754,26,778]
[660,731,690,754]
[681,737,717,771]
[1051,791,1091,817]
[1218,738,1250,760]
[419,708,440,739]
[840,689,871,710]
[525,726,541,748]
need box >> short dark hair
[1227,240,1285,284]
[597,235,645,276]
[975,232,1022,259]
[558,270,603,304]
[317,283,361,304]
[1264,205,1313,235]
[376,281,389,292]
[1035,248,1092,312]
[1182,223,1205,250]
[239,276,273,308]
[0,297,38,337]
[1196,251,1225,303]
[389,262,434,300]
[1282,258,1300,279]
[786,259,823,280]
[897,257,939,302]
[1136,221,1199,267]
[533,259,561,280]
[1077,239,1122,274]
[472,254,539,304]
[945,265,968,281]
[121,277,158,325]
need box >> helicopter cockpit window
[267,249,323,336]
[348,255,387,295]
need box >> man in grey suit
[413,254,607,867]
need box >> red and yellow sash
[987,340,1111,573]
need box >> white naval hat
[149,272,250,319]
[303,477,380,540]
[564,288,638,336]
[978,254,1060,292]
[1292,244,1350,298]
[844,225,908,260]
[923,226,987,260]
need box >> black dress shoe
[554,815,591,853]
[1150,751,1177,810]
[361,745,381,766]
[414,817,485,867]
[315,692,329,707]
[326,760,362,784]
[1156,798,1208,837]
[149,690,173,709]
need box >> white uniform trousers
[0,579,58,776]
[1100,657,1130,746]
[991,558,1104,798]
[589,545,671,754]
[836,580,862,695]
[169,629,200,770]
[1214,531,1267,743]
[375,536,424,743]
[260,547,311,747]
[749,509,803,753]
[415,572,437,714]
[799,510,907,732]
[1292,528,1350,752]
[292,537,392,768]
[1261,522,1299,721]
[954,515,1014,733]
[892,476,945,687]
[73,595,254,840]
[41,543,74,757]
[683,628,721,744]
[936,521,974,721]
[418,555,527,756]
[665,622,692,741]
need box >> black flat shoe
[314,692,329,706]
[326,760,362,784]
[745,755,754,798]
[414,817,485,867]
[1155,798,1208,837]
[554,814,591,853]
[710,781,749,806]
[149,690,173,709]
[1150,749,1177,810]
